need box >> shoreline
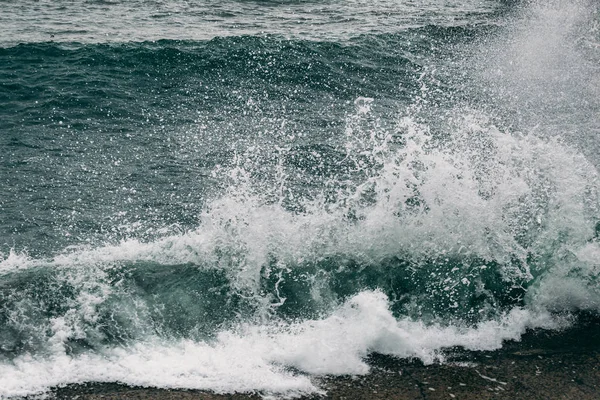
[31,319,600,399]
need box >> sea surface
[1,0,600,398]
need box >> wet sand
[38,318,600,400]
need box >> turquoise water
[1,0,600,397]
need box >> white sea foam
[0,290,567,399]
[0,250,34,274]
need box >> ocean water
[1,0,600,397]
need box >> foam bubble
[0,250,34,275]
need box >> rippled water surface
[1,0,500,44]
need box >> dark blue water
[1,0,599,397]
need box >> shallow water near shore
[1,0,600,398]
[32,317,600,399]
